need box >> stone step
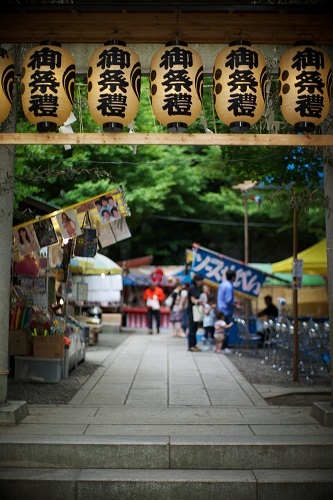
[1,435,333,470]
[0,468,333,500]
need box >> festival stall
[251,263,328,318]
[121,266,179,329]
[189,244,269,341]
[271,238,327,276]
[9,186,131,382]
[190,242,328,333]
[68,254,123,343]
[267,238,328,318]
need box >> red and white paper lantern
[214,40,267,133]
[0,47,14,124]
[150,41,203,132]
[279,41,332,132]
[21,41,75,132]
[87,40,141,132]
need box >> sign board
[33,335,64,358]
[191,245,266,298]
[293,258,304,289]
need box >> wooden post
[293,201,299,382]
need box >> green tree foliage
[14,76,326,264]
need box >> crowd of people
[142,272,278,353]
[142,271,245,353]
[185,272,240,353]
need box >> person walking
[179,282,189,336]
[217,270,241,352]
[168,279,186,338]
[142,281,166,335]
[187,274,204,352]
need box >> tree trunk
[324,146,333,401]
[0,82,16,405]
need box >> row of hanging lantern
[0,39,332,133]
[87,39,141,133]
[150,40,204,133]
[0,47,15,124]
[21,40,76,132]
[213,39,267,133]
[278,40,332,133]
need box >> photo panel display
[110,218,132,242]
[33,218,59,249]
[13,225,40,255]
[55,209,82,240]
[88,187,130,226]
[96,222,117,248]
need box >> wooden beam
[0,133,332,147]
[2,5,333,45]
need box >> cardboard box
[33,335,64,358]
[8,330,32,356]
[102,313,122,333]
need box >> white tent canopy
[69,253,122,275]
[70,254,123,304]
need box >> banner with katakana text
[191,244,266,298]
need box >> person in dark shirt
[257,295,278,319]
[187,274,204,352]
[257,295,279,348]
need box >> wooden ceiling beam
[0,133,332,147]
[1,4,333,45]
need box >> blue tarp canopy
[122,274,150,286]
[172,269,192,284]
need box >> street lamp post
[232,180,257,329]
[232,180,257,266]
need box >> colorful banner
[191,245,266,298]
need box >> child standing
[202,294,217,347]
[214,311,233,353]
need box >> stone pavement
[1,329,332,438]
[1,329,333,499]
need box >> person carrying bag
[142,281,166,335]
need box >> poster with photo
[13,225,40,255]
[110,218,131,242]
[91,193,122,225]
[33,218,59,248]
[97,222,117,248]
[48,244,63,268]
[55,209,82,240]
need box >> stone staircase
[1,433,333,499]
[1,334,333,499]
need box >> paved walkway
[1,329,333,438]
